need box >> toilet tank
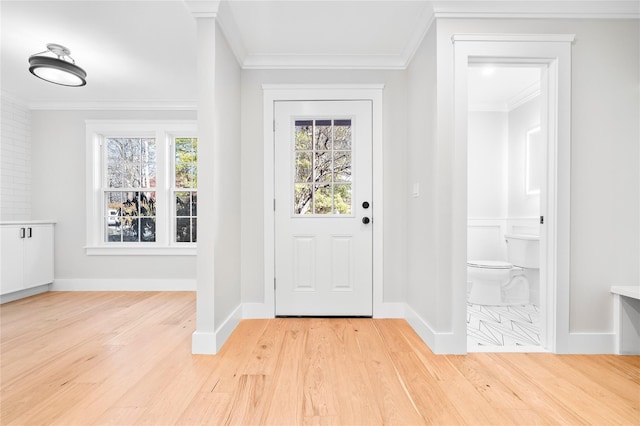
[505,234,539,268]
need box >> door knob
[362,217,370,224]
[362,201,370,209]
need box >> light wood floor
[1,292,639,425]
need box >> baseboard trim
[215,304,243,352]
[52,278,196,291]
[192,331,217,354]
[0,284,51,304]
[566,332,615,354]
[405,304,466,354]
[192,304,242,355]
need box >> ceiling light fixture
[28,43,87,87]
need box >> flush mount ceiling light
[28,43,87,87]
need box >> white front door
[274,100,373,316]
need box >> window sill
[85,245,197,256]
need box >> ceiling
[468,66,541,112]
[1,0,637,108]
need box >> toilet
[467,234,539,306]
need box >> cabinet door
[1,226,25,294]
[23,225,54,288]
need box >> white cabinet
[1,222,54,296]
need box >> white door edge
[263,84,384,318]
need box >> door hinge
[274,277,276,289]
[273,119,276,132]
[274,199,276,211]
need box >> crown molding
[401,5,437,69]
[27,99,197,111]
[432,1,640,19]
[241,54,408,70]
[213,0,633,70]
[183,0,220,18]
[453,34,576,43]
[215,0,247,67]
[221,4,436,70]
[507,81,541,111]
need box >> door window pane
[293,119,353,215]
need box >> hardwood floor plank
[2,292,639,426]
[358,320,426,424]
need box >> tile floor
[467,303,541,351]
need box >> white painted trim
[453,34,574,354]
[405,304,461,354]
[84,120,197,253]
[192,331,217,354]
[192,303,242,355]
[51,279,196,291]
[214,0,247,67]
[29,100,197,111]
[0,220,56,225]
[183,0,220,19]
[243,54,408,70]
[214,304,242,352]
[263,84,384,319]
[435,2,639,20]
[453,34,576,44]
[85,246,196,256]
[401,8,436,69]
[566,333,616,354]
[0,284,50,304]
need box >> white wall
[213,24,242,329]
[1,95,31,221]
[468,111,508,218]
[240,69,408,306]
[431,18,639,350]
[30,109,197,287]
[406,23,441,336]
[508,97,541,220]
[467,111,508,261]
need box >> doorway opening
[466,64,547,352]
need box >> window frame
[86,120,197,256]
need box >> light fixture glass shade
[28,44,87,87]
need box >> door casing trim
[263,84,385,317]
[453,34,574,353]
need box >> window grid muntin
[172,137,198,243]
[293,118,352,216]
[102,136,158,243]
[104,190,157,243]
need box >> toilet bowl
[467,260,530,306]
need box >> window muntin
[86,120,197,254]
[293,119,352,215]
[103,138,157,243]
[174,137,197,243]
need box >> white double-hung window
[86,120,197,255]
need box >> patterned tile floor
[467,303,541,350]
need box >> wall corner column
[188,2,218,354]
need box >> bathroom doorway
[466,64,547,352]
